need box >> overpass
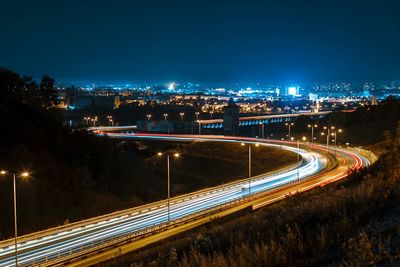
[198,111,331,129]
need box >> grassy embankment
[139,140,298,198]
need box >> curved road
[0,134,369,267]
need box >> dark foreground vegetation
[0,68,295,239]
[100,100,400,266]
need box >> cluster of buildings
[56,81,399,119]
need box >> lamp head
[20,172,30,178]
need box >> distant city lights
[168,82,176,90]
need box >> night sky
[1,0,400,85]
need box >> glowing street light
[146,114,152,121]
[1,170,30,267]
[331,128,343,153]
[157,152,180,222]
[163,113,168,121]
[285,122,294,140]
[195,112,200,121]
[107,115,113,126]
[83,117,90,126]
[210,110,214,119]
[307,124,318,146]
[91,116,98,127]
[321,126,338,153]
[179,112,185,122]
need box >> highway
[0,134,370,267]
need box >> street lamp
[157,152,180,222]
[210,110,214,119]
[0,170,30,267]
[195,112,200,121]
[179,112,185,122]
[285,122,294,140]
[321,126,336,152]
[107,116,113,126]
[335,129,343,146]
[331,128,343,154]
[146,114,152,121]
[163,113,168,121]
[91,116,97,127]
[83,117,90,126]
[241,143,259,196]
[307,124,318,146]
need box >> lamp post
[210,110,214,119]
[195,112,200,121]
[157,152,180,222]
[1,170,30,267]
[91,116,98,127]
[285,122,294,140]
[321,126,335,152]
[331,128,342,156]
[333,129,342,147]
[163,113,168,121]
[307,124,318,146]
[83,117,90,126]
[241,143,259,196]
[146,114,152,121]
[107,116,113,126]
[179,112,185,122]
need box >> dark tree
[39,75,58,107]
[0,68,25,103]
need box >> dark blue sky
[1,0,400,85]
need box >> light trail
[0,134,368,267]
